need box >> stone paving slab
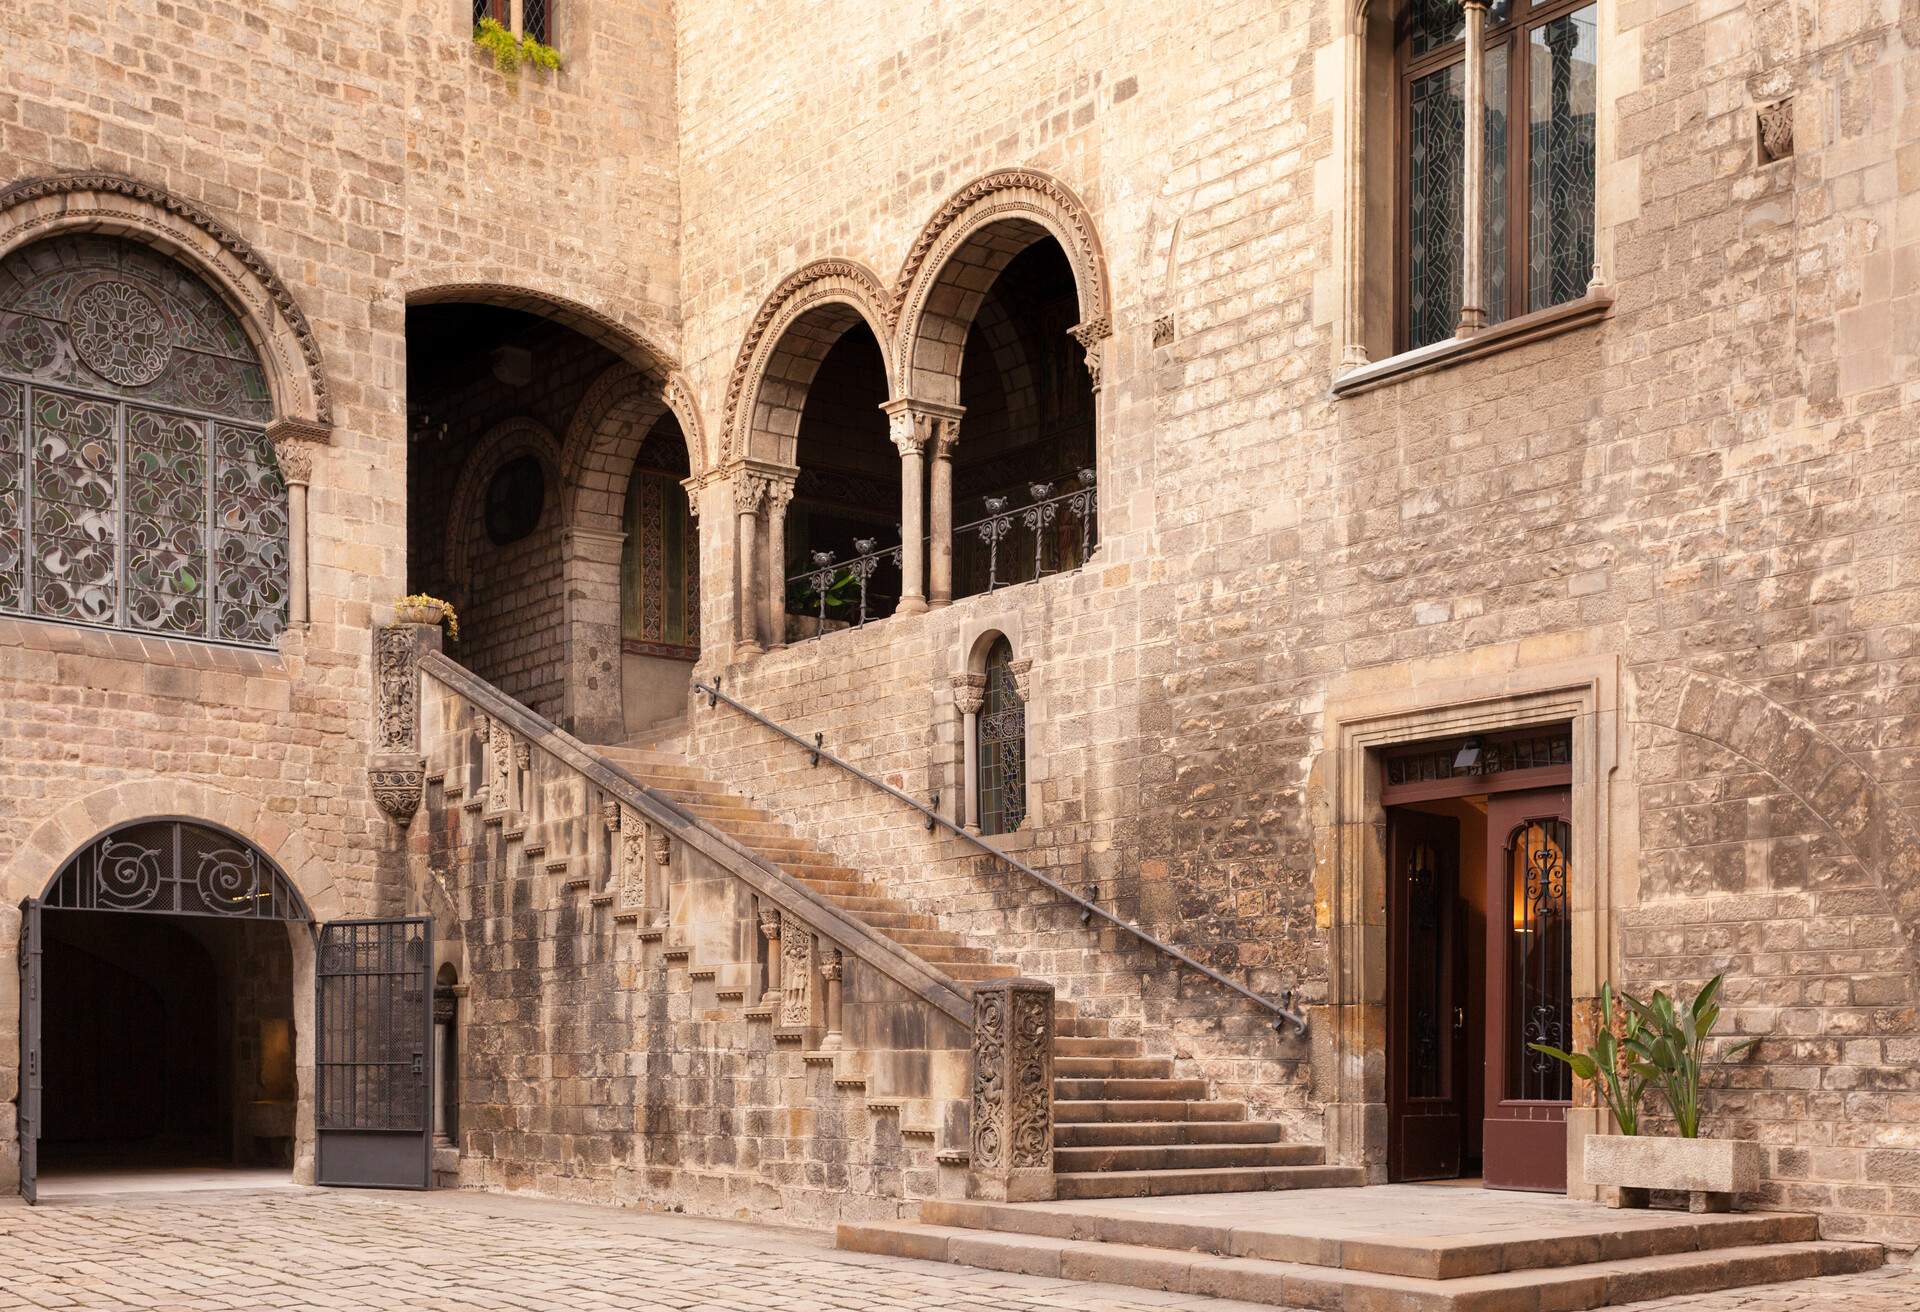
[0,1185,1912,1312]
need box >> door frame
[1313,651,1626,1193]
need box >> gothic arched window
[0,235,288,646]
[978,636,1027,834]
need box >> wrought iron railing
[692,677,1310,1035]
[957,471,1097,595]
[788,535,902,632]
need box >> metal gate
[315,918,433,1189]
[16,899,42,1205]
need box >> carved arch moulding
[403,278,682,388]
[556,363,711,536]
[720,258,896,463]
[0,171,333,437]
[891,168,1112,399]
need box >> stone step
[1054,1120,1288,1148]
[847,909,943,931]
[1054,1077,1210,1101]
[1053,1056,1174,1079]
[835,1223,1879,1311]
[793,877,880,898]
[902,941,1000,966]
[681,801,777,824]
[1055,1017,1112,1039]
[1054,1099,1247,1124]
[947,962,1024,982]
[1053,1164,1366,1200]
[1053,1036,1145,1057]
[1055,1143,1325,1173]
[884,927,981,949]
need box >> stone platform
[835,1183,1884,1311]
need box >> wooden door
[1387,810,1466,1182]
[1484,787,1573,1191]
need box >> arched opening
[405,298,692,737]
[949,238,1097,598]
[780,313,900,640]
[0,234,290,646]
[976,635,1028,835]
[432,963,460,1152]
[619,411,698,736]
[28,819,307,1196]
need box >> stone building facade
[3,0,1920,1254]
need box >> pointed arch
[892,169,1111,405]
[721,258,896,464]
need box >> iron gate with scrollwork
[315,918,433,1189]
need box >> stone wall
[672,0,1920,1247]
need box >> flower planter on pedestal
[1583,1134,1765,1213]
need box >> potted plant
[395,593,460,643]
[1534,973,1764,1213]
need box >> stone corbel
[1067,318,1112,392]
[1007,656,1034,703]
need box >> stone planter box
[1584,1134,1765,1213]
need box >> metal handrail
[692,677,1309,1035]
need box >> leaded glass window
[0,236,288,647]
[621,454,699,658]
[1401,0,1597,350]
[977,637,1027,835]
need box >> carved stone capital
[270,433,318,486]
[968,976,1055,1202]
[759,910,782,942]
[885,404,929,458]
[649,827,672,869]
[1006,656,1034,703]
[820,948,842,984]
[951,671,988,716]
[764,474,796,515]
[1067,319,1110,392]
[733,470,770,513]
[370,763,425,825]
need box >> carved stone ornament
[759,909,782,942]
[969,976,1055,1201]
[0,171,334,425]
[1151,314,1175,348]
[602,798,621,829]
[1068,320,1108,391]
[375,625,420,754]
[1758,99,1794,163]
[781,910,813,1027]
[734,471,770,514]
[649,827,672,870]
[270,433,317,485]
[370,766,425,824]
[764,475,796,514]
[820,948,842,984]
[1007,656,1034,703]
[618,805,647,911]
[887,406,931,458]
[951,671,988,716]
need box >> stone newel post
[968,976,1055,1202]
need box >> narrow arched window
[0,235,287,646]
[978,637,1027,834]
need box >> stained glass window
[621,465,699,657]
[978,637,1027,835]
[0,236,288,647]
[1401,0,1597,350]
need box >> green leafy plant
[787,567,859,616]
[396,593,460,643]
[1622,973,1761,1139]
[1533,974,1762,1140]
[1529,981,1648,1136]
[473,17,563,75]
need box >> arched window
[620,420,698,658]
[0,235,288,646]
[978,636,1027,834]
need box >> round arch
[404,280,682,395]
[557,364,674,536]
[1,780,346,919]
[892,169,1112,406]
[722,259,896,464]
[444,417,564,595]
[37,816,314,922]
[0,172,332,436]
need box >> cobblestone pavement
[0,1186,1915,1312]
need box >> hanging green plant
[473,18,563,75]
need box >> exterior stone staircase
[837,1189,1884,1311]
[600,730,1357,1201]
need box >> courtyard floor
[0,1185,1914,1312]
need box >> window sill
[1332,289,1615,398]
[0,613,289,677]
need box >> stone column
[881,402,929,616]
[758,907,782,1005]
[952,672,987,831]
[969,976,1055,1203]
[762,473,795,650]
[1456,0,1488,338]
[733,471,768,659]
[924,407,963,608]
[269,431,318,627]
[821,949,844,1049]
